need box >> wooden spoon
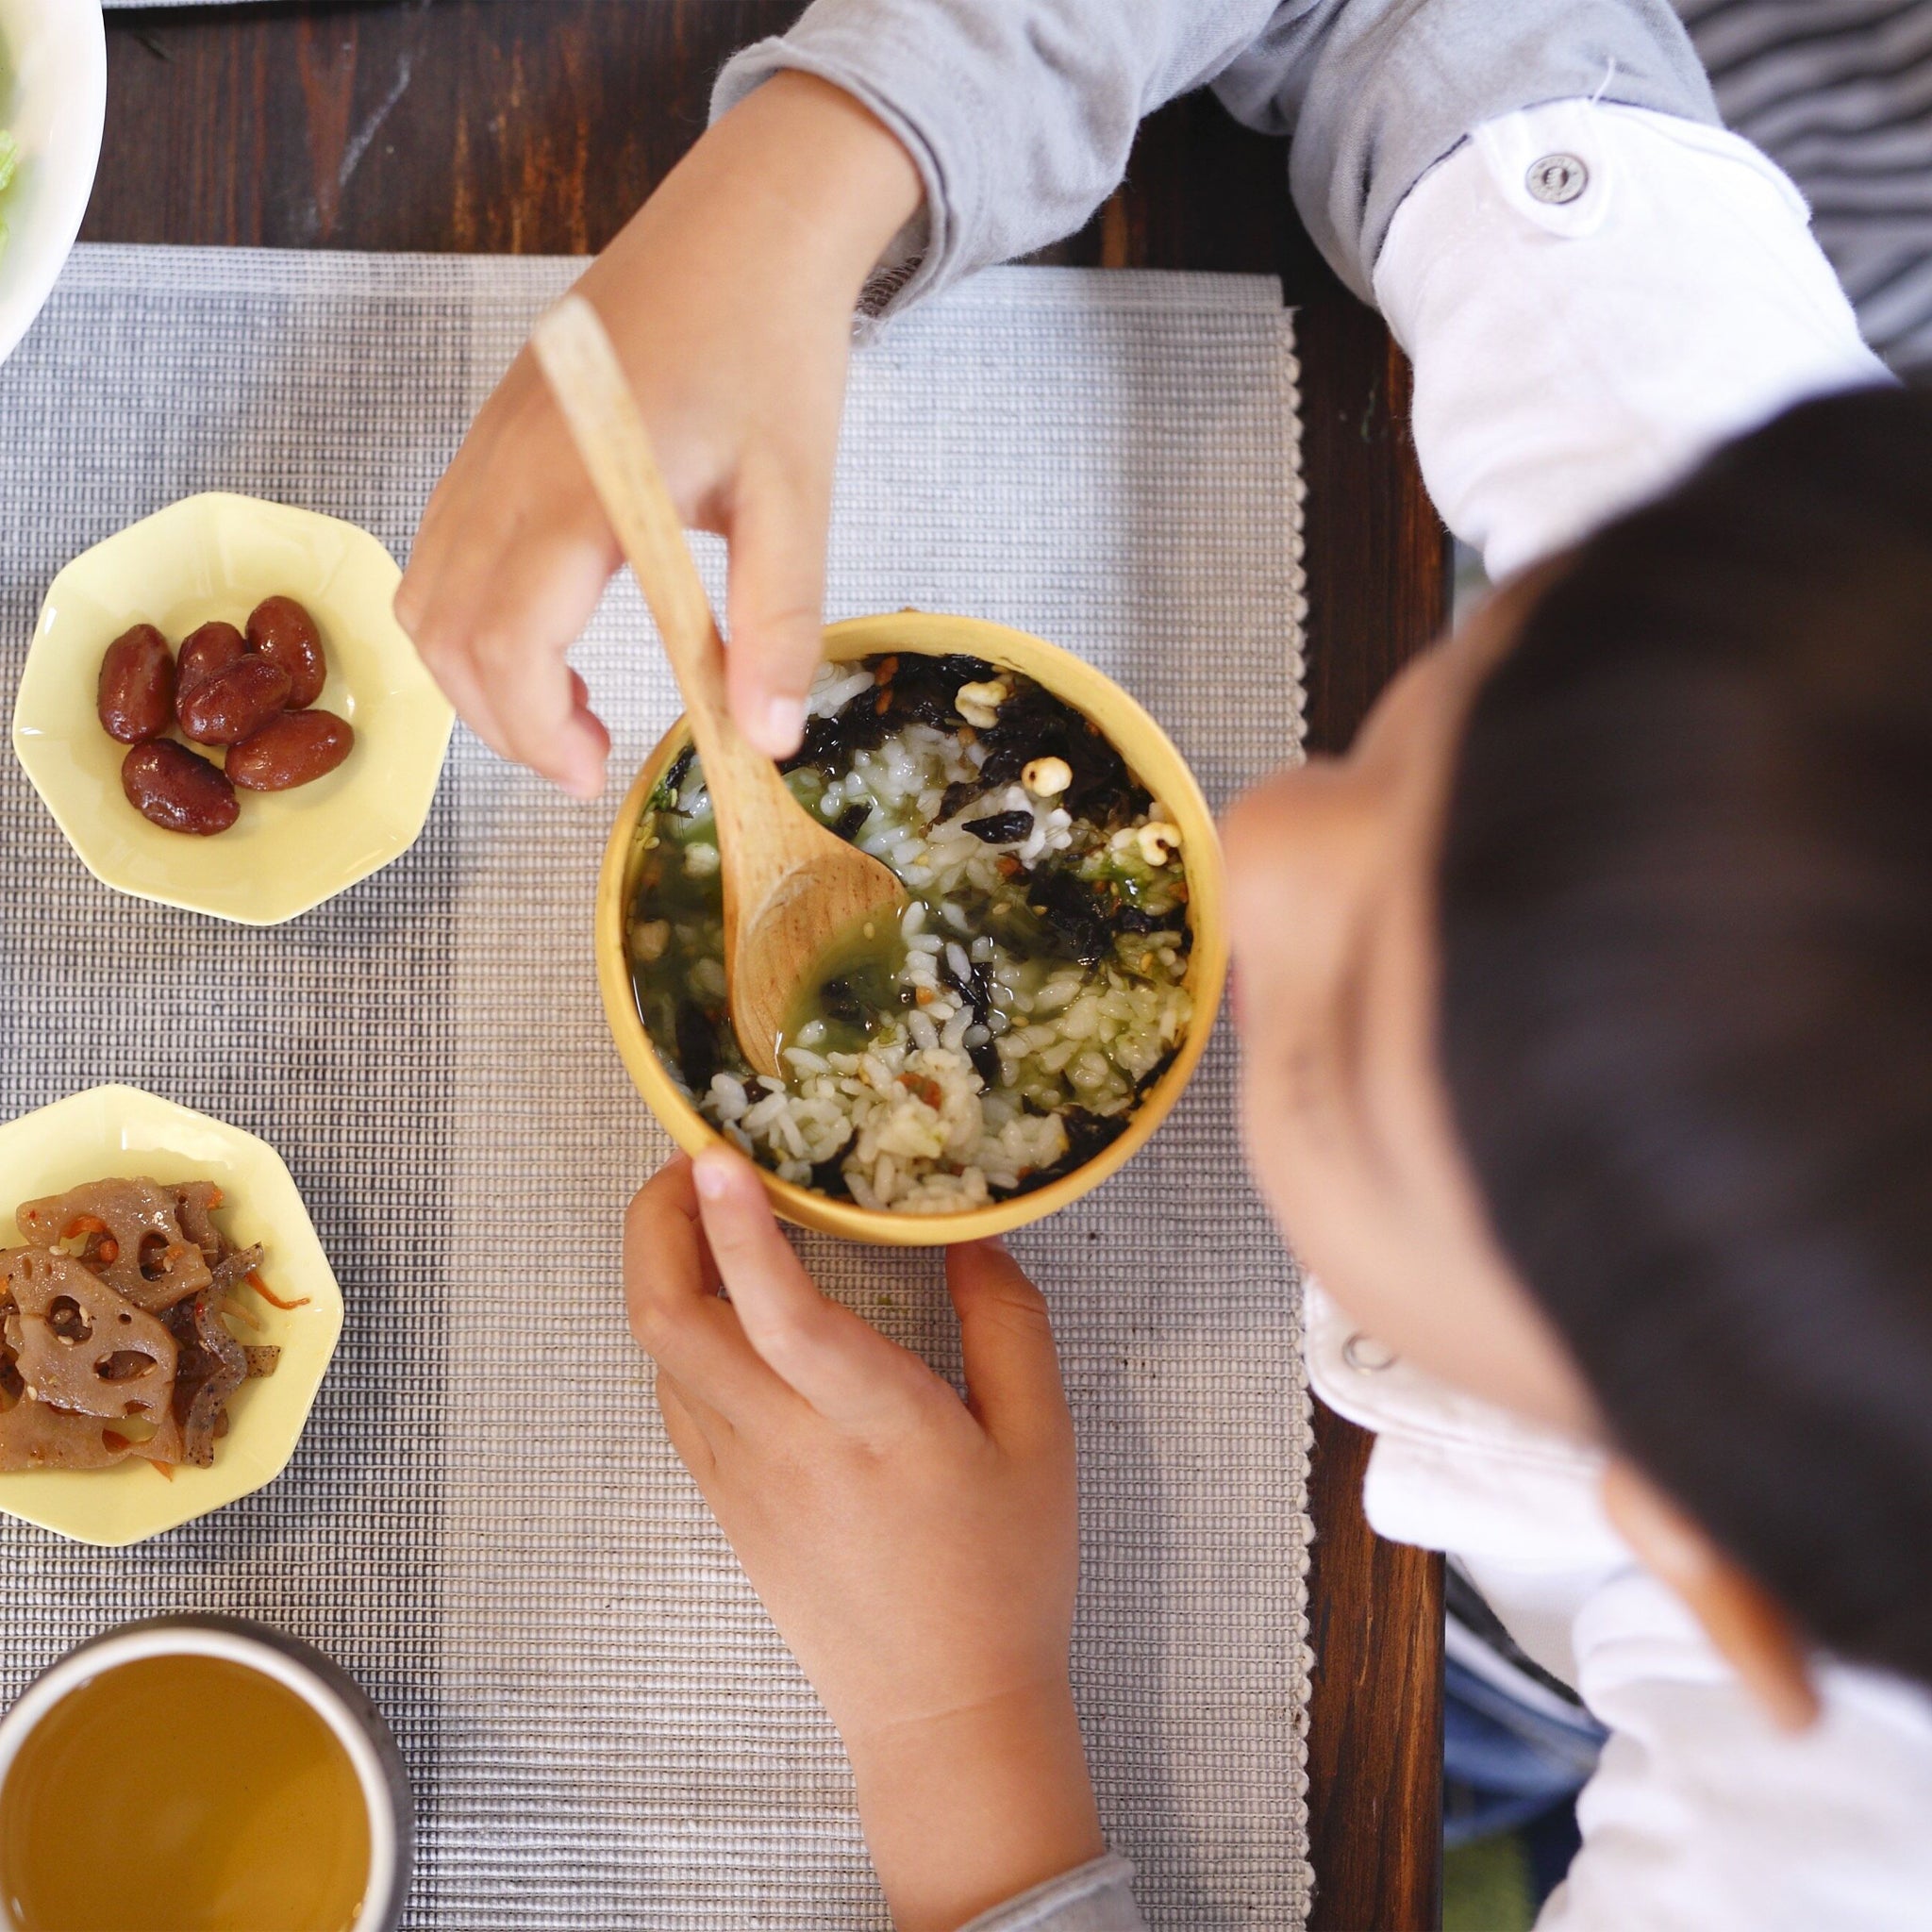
[532,293,906,1081]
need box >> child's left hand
[625,1148,1106,1932]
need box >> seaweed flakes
[963,810,1033,844]
[940,945,999,1023]
[970,1040,1004,1090]
[818,977,868,1027]
[808,1157,855,1201]
[674,1000,724,1093]
[975,681,1148,827]
[648,742,697,814]
[939,778,990,824]
[1135,1047,1180,1098]
[888,652,998,730]
[1028,865,1113,965]
[832,802,871,842]
[782,683,892,776]
[781,652,1002,777]
[1012,1108,1132,1194]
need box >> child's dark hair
[1440,387,1932,1686]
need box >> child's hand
[395,75,922,796]
[625,1149,1105,1932]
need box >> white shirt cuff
[1372,99,1893,579]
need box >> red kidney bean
[175,657,291,746]
[226,709,356,791]
[96,626,176,744]
[246,596,327,708]
[175,620,248,696]
[121,742,239,836]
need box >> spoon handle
[530,293,777,818]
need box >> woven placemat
[0,245,1311,1928]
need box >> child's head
[1225,388,1932,1692]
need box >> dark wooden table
[85,6,1446,1924]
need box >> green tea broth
[0,1654,371,1932]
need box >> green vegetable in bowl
[0,129,16,259]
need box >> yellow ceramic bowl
[597,611,1228,1246]
[0,1085,346,1546]
[12,492,454,925]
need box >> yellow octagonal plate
[12,493,454,925]
[0,1085,346,1546]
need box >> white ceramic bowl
[0,0,105,369]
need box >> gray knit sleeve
[712,0,1719,308]
[958,1854,1147,1932]
[1215,0,1720,300]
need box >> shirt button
[1525,153,1590,206]
[1342,1333,1398,1374]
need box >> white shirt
[1374,98,1890,579]
[1310,1263,1932,1932]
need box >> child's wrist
[845,1679,1106,1932]
[704,69,924,304]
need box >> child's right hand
[394,74,923,797]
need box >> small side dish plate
[12,492,454,925]
[0,1085,345,1547]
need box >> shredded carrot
[243,1271,308,1311]
[142,1459,175,1482]
[63,1215,110,1239]
[205,1187,224,1208]
[94,1238,120,1265]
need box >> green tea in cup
[0,1621,408,1932]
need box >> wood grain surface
[85,7,1446,1924]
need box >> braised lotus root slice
[0,1390,139,1472]
[15,1177,213,1312]
[2,1248,177,1424]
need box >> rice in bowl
[625,650,1196,1215]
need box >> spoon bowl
[531,295,906,1077]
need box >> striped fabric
[1677,0,1932,375]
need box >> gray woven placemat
[0,245,1310,1928]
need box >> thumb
[724,447,832,758]
[692,1145,930,1433]
[947,1240,1073,1457]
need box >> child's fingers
[398,514,520,768]
[457,517,618,800]
[947,1241,1074,1458]
[691,1146,934,1433]
[723,448,833,759]
[625,1156,796,1424]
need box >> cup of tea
[0,1614,411,1932]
